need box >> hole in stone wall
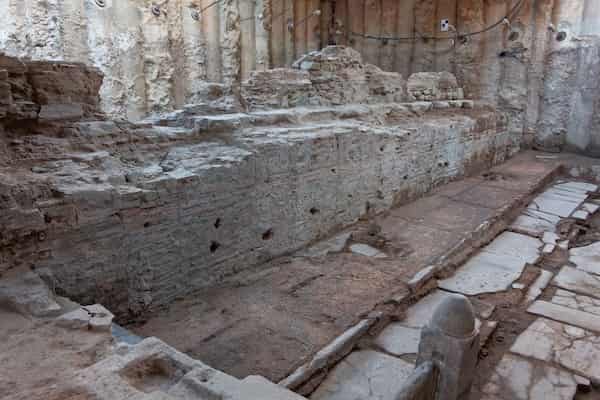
[556,31,567,41]
[210,241,221,253]
[310,207,320,215]
[262,229,274,240]
[214,218,221,229]
[144,222,151,228]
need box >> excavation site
[4,1,600,399]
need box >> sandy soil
[0,309,113,400]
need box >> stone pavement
[133,152,560,382]
[310,177,600,400]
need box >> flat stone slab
[511,209,561,236]
[569,242,600,275]
[349,244,387,258]
[481,353,577,400]
[528,300,600,333]
[297,232,351,257]
[439,251,527,296]
[543,187,588,204]
[552,266,600,299]
[310,350,414,400]
[511,317,600,381]
[554,181,598,193]
[525,269,554,304]
[572,210,589,220]
[542,232,559,245]
[552,289,600,317]
[483,232,542,264]
[583,203,600,214]
[527,194,581,218]
[374,324,421,357]
[439,232,541,296]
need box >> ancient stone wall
[2,0,600,127]
[0,54,103,124]
[0,54,515,320]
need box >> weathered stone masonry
[0,50,515,319]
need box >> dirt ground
[0,309,113,400]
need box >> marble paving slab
[552,266,600,299]
[511,317,600,381]
[481,353,577,400]
[484,232,542,263]
[310,350,414,400]
[439,251,527,296]
[528,300,600,333]
[440,232,541,296]
[374,324,421,357]
[552,289,600,317]
[527,195,582,218]
[510,209,561,237]
[569,242,600,276]
[554,181,597,194]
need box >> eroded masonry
[3,1,600,400]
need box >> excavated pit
[4,40,600,400]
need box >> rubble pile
[243,46,416,110]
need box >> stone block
[38,103,84,121]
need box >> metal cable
[349,0,526,42]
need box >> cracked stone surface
[569,242,600,276]
[56,304,114,332]
[310,350,414,400]
[552,266,600,299]
[439,231,541,295]
[552,289,600,317]
[527,192,583,218]
[511,209,561,237]
[528,300,600,333]
[481,353,577,400]
[374,324,421,357]
[511,317,600,381]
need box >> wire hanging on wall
[347,0,526,43]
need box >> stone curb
[278,312,382,390]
